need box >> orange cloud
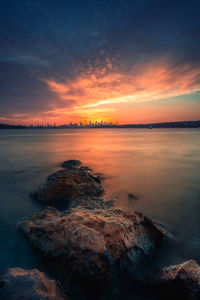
[43,58,200,123]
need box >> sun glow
[42,59,200,123]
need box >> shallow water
[0,128,200,298]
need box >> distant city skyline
[28,120,119,128]
[1,120,200,130]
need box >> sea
[0,128,200,299]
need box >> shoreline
[0,120,200,129]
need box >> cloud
[0,53,52,67]
[1,0,200,124]
[45,58,200,116]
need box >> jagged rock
[151,260,200,299]
[62,160,81,169]
[0,268,67,300]
[30,160,104,205]
[69,195,116,210]
[18,206,167,282]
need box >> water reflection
[0,128,200,294]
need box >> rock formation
[18,205,167,281]
[0,267,67,300]
[30,160,104,206]
[151,260,200,299]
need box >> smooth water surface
[0,128,200,298]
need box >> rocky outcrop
[0,268,67,300]
[30,160,104,206]
[151,260,200,299]
[18,206,167,281]
[62,160,82,169]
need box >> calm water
[0,128,200,298]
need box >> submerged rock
[0,268,67,300]
[18,206,167,282]
[151,260,200,299]
[30,160,104,205]
[128,193,138,200]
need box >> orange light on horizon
[4,58,200,125]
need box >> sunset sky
[0,0,200,125]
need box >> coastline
[0,120,200,129]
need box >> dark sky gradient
[0,0,200,124]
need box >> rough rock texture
[0,268,67,300]
[62,160,81,169]
[151,260,200,299]
[18,206,167,281]
[30,161,104,205]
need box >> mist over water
[0,128,200,298]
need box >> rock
[69,195,116,210]
[30,160,104,205]
[18,206,167,282]
[0,268,67,300]
[128,193,138,200]
[62,160,81,169]
[79,166,93,172]
[151,260,200,299]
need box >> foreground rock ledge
[0,268,67,300]
[18,206,167,281]
[151,260,200,299]
[30,160,104,206]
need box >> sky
[0,0,200,125]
